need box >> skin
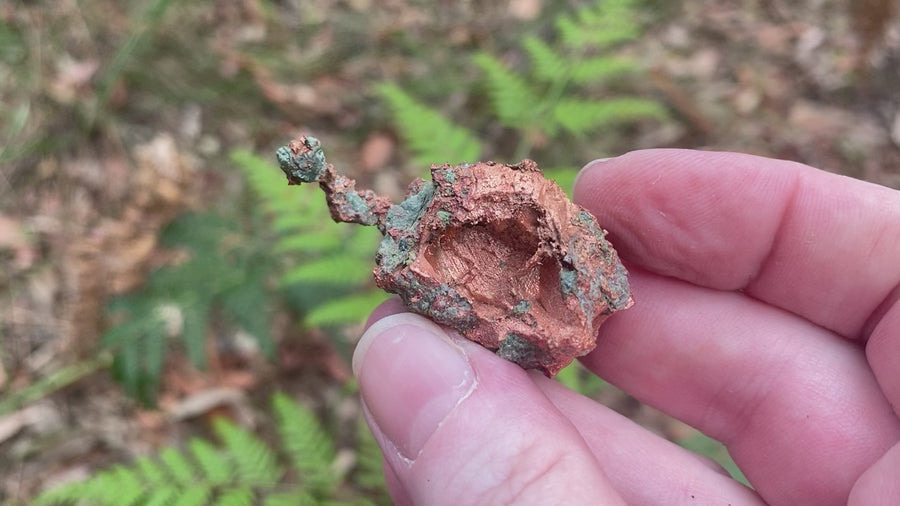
[352,150,900,505]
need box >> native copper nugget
[276,136,632,376]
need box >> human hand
[352,150,900,505]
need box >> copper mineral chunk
[276,136,633,376]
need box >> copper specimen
[277,136,632,376]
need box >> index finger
[573,149,900,340]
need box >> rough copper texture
[276,136,633,376]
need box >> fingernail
[574,156,617,191]
[353,315,476,460]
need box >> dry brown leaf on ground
[0,214,34,271]
[61,133,196,357]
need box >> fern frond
[172,487,212,506]
[272,392,337,493]
[553,97,667,134]
[570,56,638,85]
[214,417,283,486]
[189,438,233,484]
[180,300,210,369]
[135,455,169,486]
[221,279,275,358]
[263,491,318,506]
[353,418,387,493]
[521,35,568,83]
[274,231,344,253]
[556,0,639,50]
[304,290,388,327]
[282,257,374,287]
[473,52,541,128]
[214,487,255,506]
[271,212,323,234]
[143,488,179,506]
[103,302,168,404]
[36,390,387,505]
[377,82,482,166]
[160,446,197,484]
[35,465,146,506]
[345,226,382,256]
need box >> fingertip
[353,313,476,461]
[573,156,620,204]
[363,297,407,331]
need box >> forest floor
[1,0,898,503]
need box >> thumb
[353,313,625,506]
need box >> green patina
[375,236,403,272]
[436,210,452,226]
[560,268,577,295]
[386,182,435,231]
[496,333,542,370]
[576,210,610,255]
[376,182,436,271]
[512,299,531,314]
[343,191,378,226]
[395,273,476,331]
[600,262,631,311]
[275,136,327,183]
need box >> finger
[363,297,406,329]
[582,269,900,506]
[866,297,900,415]
[353,313,626,505]
[381,456,414,506]
[849,441,900,505]
[574,149,900,339]
[532,374,765,505]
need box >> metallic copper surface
[277,136,633,376]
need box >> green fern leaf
[353,418,387,493]
[282,257,373,287]
[304,290,388,327]
[160,446,196,484]
[377,83,482,166]
[189,438,233,484]
[104,303,168,404]
[522,35,568,82]
[345,226,381,256]
[570,56,638,85]
[473,52,541,128]
[274,231,343,253]
[214,417,283,486]
[556,0,639,50]
[272,392,337,493]
[143,488,178,506]
[553,97,666,134]
[136,455,169,486]
[271,213,318,234]
[84,466,145,506]
[221,279,275,358]
[173,487,212,506]
[214,487,255,506]
[264,491,318,506]
[180,300,209,369]
[36,389,383,505]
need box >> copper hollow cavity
[277,136,633,376]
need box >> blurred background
[1,0,898,503]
